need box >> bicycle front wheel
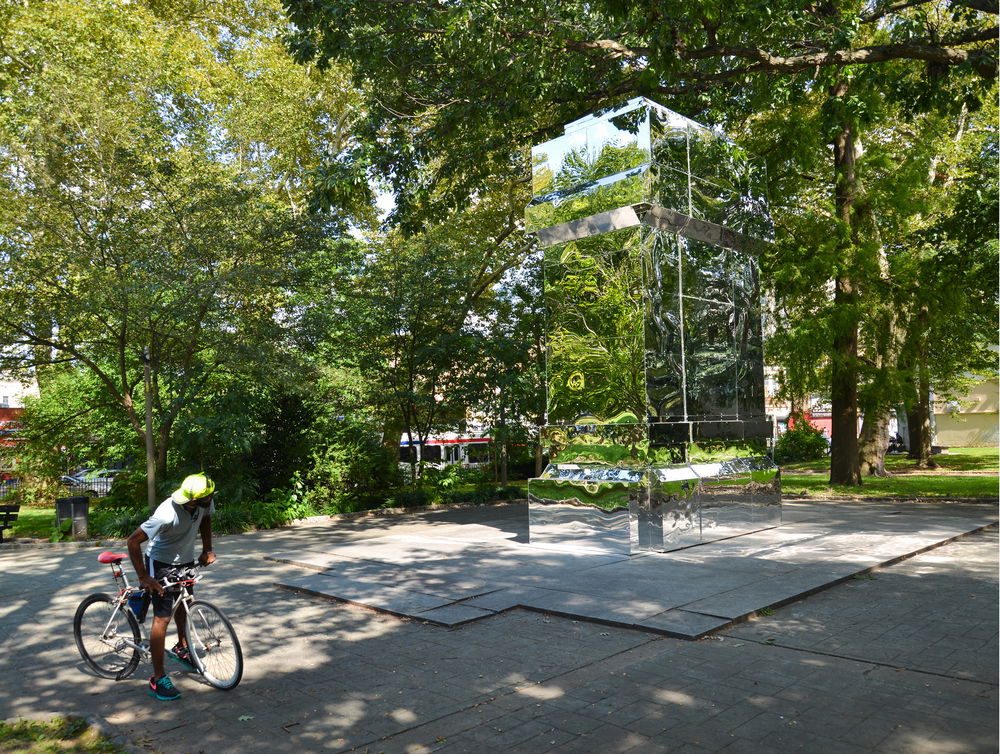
[184,599,243,689]
[73,593,142,680]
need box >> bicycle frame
[99,557,202,661]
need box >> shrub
[90,507,148,539]
[775,419,831,464]
[382,486,436,509]
[301,418,400,511]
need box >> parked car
[62,468,126,498]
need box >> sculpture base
[528,457,780,555]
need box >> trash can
[55,495,90,539]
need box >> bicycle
[73,551,243,689]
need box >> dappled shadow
[0,508,996,753]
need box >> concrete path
[0,499,996,753]
[270,500,996,638]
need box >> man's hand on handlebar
[139,575,164,596]
[198,551,216,567]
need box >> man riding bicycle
[127,473,217,701]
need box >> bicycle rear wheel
[73,593,142,680]
[184,599,243,689]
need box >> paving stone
[1,503,996,754]
[275,573,454,614]
[266,500,996,633]
[636,609,732,638]
[414,603,496,626]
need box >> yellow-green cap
[171,473,215,503]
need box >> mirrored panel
[542,423,647,465]
[527,167,650,232]
[651,464,701,549]
[531,128,589,197]
[684,352,740,422]
[545,226,645,424]
[647,165,691,216]
[688,440,770,462]
[529,465,646,554]
[693,456,780,542]
[649,118,690,175]
[527,98,779,556]
[737,358,767,420]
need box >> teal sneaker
[167,643,196,670]
[148,675,181,701]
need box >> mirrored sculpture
[526,97,780,555]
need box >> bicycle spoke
[74,594,142,680]
[184,600,243,689]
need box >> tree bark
[829,275,862,485]
[858,404,890,476]
[912,350,938,468]
[828,88,863,486]
[903,305,938,468]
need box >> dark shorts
[148,558,194,619]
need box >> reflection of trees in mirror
[545,230,645,423]
[549,143,649,194]
[529,142,651,231]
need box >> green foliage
[90,508,148,540]
[298,417,400,513]
[0,0,357,493]
[48,517,74,543]
[774,420,831,464]
[0,471,65,507]
[283,0,996,228]
[383,478,525,509]
[421,464,474,492]
[382,487,436,509]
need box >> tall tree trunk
[856,213,898,478]
[903,305,937,468]
[913,347,938,468]
[858,404,890,477]
[906,403,922,459]
[828,90,863,486]
[830,275,862,485]
[789,392,804,422]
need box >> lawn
[781,446,999,498]
[782,446,999,474]
[9,504,56,539]
[781,472,998,498]
[0,716,124,753]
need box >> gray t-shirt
[140,497,215,565]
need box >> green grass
[782,473,998,498]
[782,446,999,475]
[930,446,1000,470]
[8,505,56,539]
[0,716,125,753]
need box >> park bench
[0,503,19,543]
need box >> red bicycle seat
[97,551,127,564]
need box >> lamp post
[140,348,156,510]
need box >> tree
[319,182,531,478]
[0,0,351,495]
[282,0,996,485]
[895,108,999,466]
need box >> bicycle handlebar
[157,565,205,590]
